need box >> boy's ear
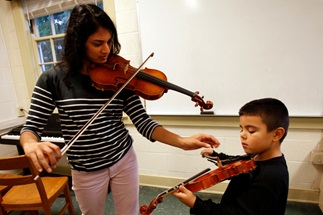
[273,127,285,141]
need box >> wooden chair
[0,184,11,215]
[0,155,75,215]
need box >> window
[31,3,103,73]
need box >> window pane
[44,64,54,71]
[54,38,64,61]
[53,11,70,34]
[38,40,53,63]
[40,64,54,73]
[35,16,52,37]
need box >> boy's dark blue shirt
[190,155,289,215]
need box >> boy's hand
[173,185,197,208]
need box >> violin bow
[60,53,155,155]
[139,168,211,215]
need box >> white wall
[114,0,323,203]
[0,0,322,204]
[138,0,323,116]
[129,124,323,190]
[0,0,28,156]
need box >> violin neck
[137,71,195,98]
[156,168,211,198]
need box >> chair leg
[64,184,75,215]
[0,207,6,215]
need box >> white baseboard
[139,174,320,204]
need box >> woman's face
[85,27,112,64]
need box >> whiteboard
[138,0,323,116]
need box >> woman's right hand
[20,132,61,173]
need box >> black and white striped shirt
[21,67,160,172]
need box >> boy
[173,98,289,215]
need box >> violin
[61,53,212,155]
[185,158,256,192]
[89,53,213,111]
[139,156,256,215]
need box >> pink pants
[71,146,139,215]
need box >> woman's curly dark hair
[57,4,121,87]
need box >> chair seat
[0,185,9,193]
[0,155,75,214]
[0,174,20,195]
[2,176,68,208]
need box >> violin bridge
[216,157,223,168]
[124,64,129,74]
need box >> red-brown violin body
[185,159,256,192]
[89,55,168,100]
[89,54,213,111]
[140,157,256,215]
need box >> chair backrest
[0,155,48,204]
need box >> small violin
[139,155,256,215]
[89,54,213,111]
[185,159,256,192]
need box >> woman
[20,4,219,215]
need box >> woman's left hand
[152,126,220,150]
[179,134,220,150]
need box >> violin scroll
[139,197,162,215]
[192,91,213,111]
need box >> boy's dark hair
[239,98,289,142]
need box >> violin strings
[156,168,211,198]
[136,71,195,97]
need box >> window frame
[31,11,70,76]
[33,34,65,75]
[30,2,104,76]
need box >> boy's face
[239,115,279,158]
